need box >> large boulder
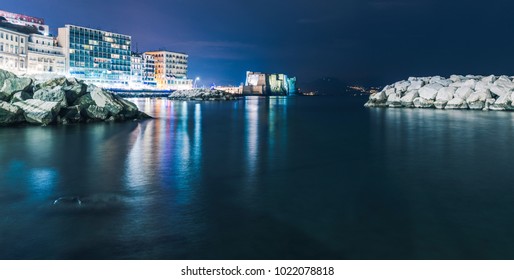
[86,105,109,120]
[89,87,123,115]
[400,90,419,107]
[33,76,67,92]
[393,81,411,93]
[407,80,424,91]
[490,93,514,111]
[494,76,514,90]
[454,87,474,99]
[466,90,491,110]
[73,93,95,110]
[59,106,82,123]
[418,83,443,100]
[0,77,33,101]
[445,98,468,110]
[13,99,61,125]
[33,86,68,108]
[434,86,455,109]
[10,91,32,103]
[413,97,434,108]
[114,95,139,119]
[386,93,402,108]
[63,83,87,105]
[0,101,25,124]
[365,91,387,107]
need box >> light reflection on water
[4,96,514,259]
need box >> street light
[194,77,200,88]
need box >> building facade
[142,53,156,87]
[57,24,131,88]
[144,50,191,90]
[27,33,65,74]
[243,71,297,95]
[0,27,28,74]
[130,53,143,88]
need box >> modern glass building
[57,24,131,87]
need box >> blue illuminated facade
[57,25,131,87]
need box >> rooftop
[0,20,41,35]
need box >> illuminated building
[144,50,192,90]
[27,33,65,74]
[0,10,65,75]
[130,53,143,87]
[57,24,131,88]
[0,27,28,73]
[0,10,49,36]
[142,53,157,87]
[243,71,297,95]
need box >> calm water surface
[1,96,514,259]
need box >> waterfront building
[142,53,157,87]
[243,71,297,95]
[130,52,143,88]
[57,24,131,88]
[0,10,49,36]
[0,11,65,75]
[27,33,65,74]
[144,50,192,90]
[0,26,28,74]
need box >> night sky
[4,0,514,86]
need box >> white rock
[494,76,514,90]
[407,80,424,91]
[481,75,496,83]
[490,85,511,97]
[385,87,396,96]
[434,100,448,109]
[418,83,443,100]
[454,87,474,99]
[467,90,491,103]
[474,81,492,92]
[436,87,456,101]
[445,98,468,110]
[413,97,434,108]
[370,91,386,102]
[433,79,452,87]
[13,99,61,125]
[467,90,491,110]
[386,93,402,107]
[400,90,419,107]
[394,81,411,93]
[450,75,464,82]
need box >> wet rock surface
[0,69,152,126]
[169,89,238,101]
[365,75,514,111]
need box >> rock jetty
[169,89,238,101]
[0,69,151,126]
[365,75,514,111]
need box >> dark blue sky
[3,1,514,86]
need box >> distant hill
[298,77,378,96]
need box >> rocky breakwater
[0,69,151,126]
[365,75,514,111]
[169,89,238,101]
